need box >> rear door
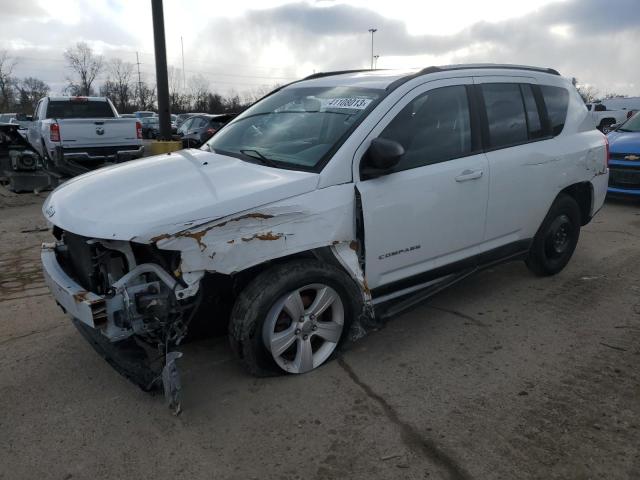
[355,78,490,292]
[474,77,563,250]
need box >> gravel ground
[1,195,639,480]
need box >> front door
[355,79,489,292]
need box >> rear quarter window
[46,101,115,119]
[540,86,569,136]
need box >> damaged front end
[41,229,203,413]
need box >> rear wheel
[228,259,362,377]
[526,194,581,276]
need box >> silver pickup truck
[28,96,144,177]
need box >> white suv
[41,65,608,400]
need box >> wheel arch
[559,181,593,226]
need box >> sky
[2,0,640,98]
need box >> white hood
[43,148,319,241]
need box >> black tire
[228,259,362,377]
[526,193,581,276]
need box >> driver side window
[379,85,473,173]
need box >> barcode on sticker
[324,98,372,110]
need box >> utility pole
[368,28,377,70]
[136,51,143,108]
[151,0,171,141]
[181,36,186,92]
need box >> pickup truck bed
[28,96,144,177]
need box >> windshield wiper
[239,149,279,167]
[617,128,632,132]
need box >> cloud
[191,0,640,94]
[1,0,639,97]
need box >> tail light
[50,123,60,142]
[136,121,142,139]
[604,135,610,168]
[205,127,217,136]
[627,111,634,119]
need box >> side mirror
[361,138,404,179]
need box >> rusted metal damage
[151,212,277,251]
[241,231,283,242]
[73,290,90,302]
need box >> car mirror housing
[361,138,405,179]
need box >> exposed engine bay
[49,227,205,413]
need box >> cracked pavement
[1,195,639,480]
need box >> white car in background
[40,64,608,409]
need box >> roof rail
[429,63,560,76]
[386,63,560,92]
[302,69,377,80]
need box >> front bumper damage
[41,241,200,413]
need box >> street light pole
[151,0,171,141]
[368,28,377,70]
[373,54,380,70]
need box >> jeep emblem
[96,127,105,135]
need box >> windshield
[202,86,383,170]
[618,112,640,132]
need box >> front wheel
[228,259,362,377]
[526,194,581,276]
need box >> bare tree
[243,84,278,105]
[206,92,225,113]
[573,78,599,104]
[188,74,210,112]
[0,50,17,111]
[136,81,156,111]
[105,58,134,112]
[17,77,49,113]
[168,66,188,112]
[64,42,103,96]
[223,91,244,113]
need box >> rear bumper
[50,145,144,176]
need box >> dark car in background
[176,112,207,128]
[607,112,640,196]
[177,113,236,147]
[140,116,178,139]
[140,116,159,138]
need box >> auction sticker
[324,97,373,110]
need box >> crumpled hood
[608,131,640,153]
[43,148,319,241]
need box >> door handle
[455,169,483,182]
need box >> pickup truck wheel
[228,259,361,377]
[526,194,581,276]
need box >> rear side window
[520,84,544,139]
[379,85,473,171]
[46,100,115,119]
[481,83,528,148]
[540,85,569,136]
